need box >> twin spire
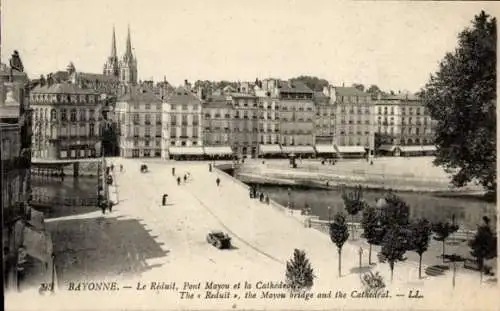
[110,25,134,60]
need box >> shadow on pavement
[47,215,169,283]
[37,204,101,219]
[349,266,373,274]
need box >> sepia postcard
[1,0,499,310]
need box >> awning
[281,146,315,154]
[204,146,233,156]
[399,146,424,153]
[168,147,204,155]
[378,144,396,152]
[23,227,53,263]
[335,146,367,154]
[259,144,282,154]
[421,145,437,152]
[315,145,336,153]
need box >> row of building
[27,26,437,162]
[29,77,437,161]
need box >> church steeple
[111,26,117,58]
[103,26,119,78]
[119,24,137,85]
[124,24,133,60]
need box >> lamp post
[358,247,364,272]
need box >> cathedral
[103,26,138,85]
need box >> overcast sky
[1,0,497,92]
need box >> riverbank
[236,157,488,195]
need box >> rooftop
[333,86,370,97]
[165,87,202,105]
[278,80,313,94]
[117,86,162,103]
[31,82,97,95]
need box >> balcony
[145,121,151,125]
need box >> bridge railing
[30,193,98,207]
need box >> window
[193,104,199,111]
[156,127,161,137]
[133,113,140,124]
[145,114,151,125]
[89,124,95,136]
[89,109,95,120]
[145,104,151,110]
[181,127,187,138]
[182,105,188,111]
[193,115,199,126]
[171,116,177,125]
[70,109,77,122]
[145,127,151,137]
[50,109,57,121]
[182,115,188,126]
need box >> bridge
[31,157,104,180]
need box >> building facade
[374,93,437,155]
[202,95,232,148]
[161,87,203,159]
[30,82,103,159]
[2,59,51,292]
[323,85,374,157]
[115,86,162,158]
[229,93,259,157]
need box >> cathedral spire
[111,26,117,58]
[125,24,133,59]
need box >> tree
[285,249,315,290]
[361,271,386,295]
[366,85,381,97]
[410,218,432,279]
[381,226,408,282]
[290,76,329,91]
[342,185,366,239]
[329,213,350,277]
[352,83,365,92]
[420,11,496,193]
[432,221,459,262]
[361,206,379,264]
[469,216,497,282]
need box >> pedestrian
[216,177,220,187]
[259,192,264,202]
[177,177,181,185]
[100,201,106,215]
[162,194,168,206]
[209,163,212,172]
[265,194,270,205]
[120,164,123,172]
[108,201,113,213]
[110,164,114,172]
[172,167,175,176]
[183,174,187,183]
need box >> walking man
[209,163,212,172]
[177,177,181,186]
[120,164,123,172]
[216,177,220,187]
[172,167,175,176]
[183,174,187,183]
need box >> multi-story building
[115,86,162,158]
[161,87,204,160]
[313,91,336,156]
[259,79,315,157]
[30,80,104,159]
[323,85,374,158]
[201,94,233,158]
[1,58,50,292]
[256,89,281,157]
[375,93,436,156]
[230,92,259,158]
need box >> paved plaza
[6,158,497,310]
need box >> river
[245,183,496,231]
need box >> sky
[1,0,498,92]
